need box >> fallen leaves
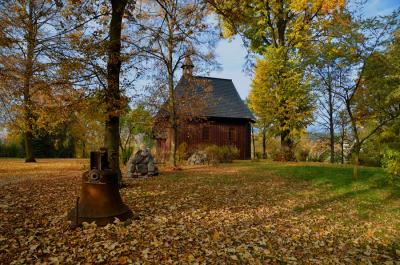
[0,159,399,264]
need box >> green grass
[165,160,400,231]
[233,161,400,223]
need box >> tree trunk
[82,140,86,158]
[104,0,127,184]
[23,0,36,163]
[262,128,266,159]
[251,125,256,159]
[170,125,177,167]
[352,145,360,178]
[328,85,335,163]
[345,100,361,178]
[166,12,177,168]
[168,80,177,167]
[340,124,345,164]
[281,129,294,161]
[24,131,35,162]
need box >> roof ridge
[193,75,232,81]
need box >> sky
[209,0,400,99]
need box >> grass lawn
[0,159,399,264]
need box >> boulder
[188,151,208,165]
[127,148,159,178]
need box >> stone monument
[127,134,158,177]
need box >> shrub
[382,148,400,182]
[359,139,382,167]
[220,145,239,163]
[270,149,286,161]
[203,145,239,164]
[270,147,297,161]
[295,148,309,162]
[203,145,219,164]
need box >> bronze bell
[68,149,133,227]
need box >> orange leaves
[1,159,400,263]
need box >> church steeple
[181,54,194,77]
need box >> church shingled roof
[175,76,256,121]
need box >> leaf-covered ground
[0,159,399,264]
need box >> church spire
[181,54,194,77]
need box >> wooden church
[155,56,255,160]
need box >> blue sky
[209,0,400,99]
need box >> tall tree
[249,47,314,160]
[130,0,218,167]
[104,0,130,180]
[208,0,344,160]
[332,11,400,177]
[62,1,142,173]
[307,11,350,163]
[364,28,400,178]
[0,0,88,162]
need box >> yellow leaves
[249,46,314,134]
[290,0,311,11]
[220,19,235,39]
[141,248,150,259]
[187,253,195,262]
[150,238,161,247]
[29,243,40,252]
[291,0,345,14]
[48,256,61,264]
[1,159,400,263]
[212,230,221,241]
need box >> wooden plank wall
[156,119,252,161]
[178,120,251,159]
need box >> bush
[203,145,239,164]
[382,148,400,182]
[270,148,297,161]
[254,152,262,159]
[358,139,382,166]
[295,148,309,162]
[270,149,286,161]
[0,140,24,157]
